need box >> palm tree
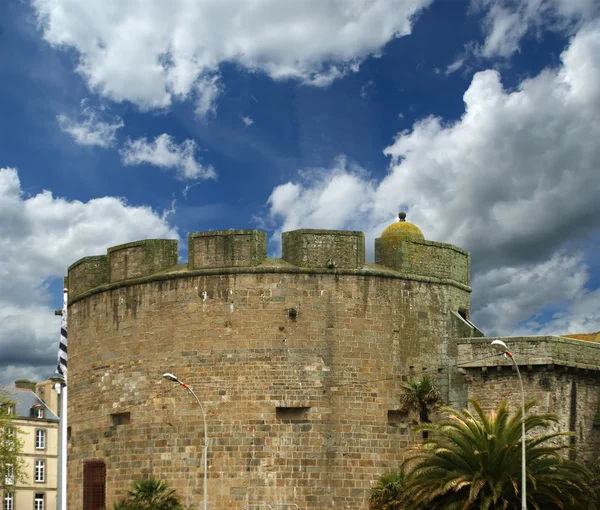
[369,470,405,510]
[399,400,591,509]
[400,375,441,438]
[114,477,187,510]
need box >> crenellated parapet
[188,230,266,269]
[375,238,469,286]
[67,221,470,300]
[67,239,178,299]
[282,229,365,269]
[68,255,109,297]
[107,239,178,282]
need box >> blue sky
[1,0,599,384]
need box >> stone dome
[380,212,424,241]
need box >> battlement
[375,237,470,286]
[457,336,600,371]
[188,230,266,269]
[282,229,365,269]
[67,227,470,300]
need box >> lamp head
[491,339,509,354]
[162,373,180,383]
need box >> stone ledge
[457,336,600,372]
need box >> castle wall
[457,337,600,462]
[67,283,470,505]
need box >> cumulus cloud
[473,0,599,58]
[241,116,254,127]
[56,100,123,148]
[0,167,178,385]
[120,134,216,181]
[264,21,600,336]
[32,0,433,113]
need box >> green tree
[400,400,591,509]
[400,375,441,438]
[0,392,25,493]
[114,477,191,510]
[369,470,405,510]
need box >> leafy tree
[0,392,25,493]
[400,375,441,438]
[399,399,592,509]
[369,470,405,510]
[114,477,191,510]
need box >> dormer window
[35,407,44,419]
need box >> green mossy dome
[380,212,424,241]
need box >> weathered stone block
[68,255,109,297]
[282,229,365,269]
[108,239,178,283]
[375,237,469,285]
[188,230,266,269]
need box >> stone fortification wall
[457,336,600,462]
[375,238,470,287]
[66,229,471,509]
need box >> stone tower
[65,216,477,509]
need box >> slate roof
[0,386,59,422]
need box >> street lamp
[163,373,208,510]
[491,340,526,510]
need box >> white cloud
[32,0,433,113]
[241,116,254,127]
[195,74,223,118]
[0,167,178,385]
[473,0,598,58]
[56,100,123,148]
[445,58,465,75]
[264,21,600,336]
[120,133,216,181]
[470,252,589,335]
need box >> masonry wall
[66,268,469,509]
[465,368,600,462]
[457,337,600,463]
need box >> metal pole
[182,384,208,510]
[507,353,526,510]
[165,374,208,510]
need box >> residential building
[1,380,59,510]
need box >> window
[5,464,14,485]
[276,406,310,422]
[35,459,45,482]
[3,493,13,510]
[5,427,15,450]
[34,493,45,510]
[36,429,46,450]
[5,405,14,416]
[110,412,131,426]
[35,407,44,419]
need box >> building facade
[64,215,599,509]
[1,380,60,510]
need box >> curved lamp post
[163,373,208,510]
[491,340,526,510]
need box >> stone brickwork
[66,228,471,510]
[375,238,470,286]
[67,255,109,297]
[107,239,178,283]
[282,229,365,269]
[188,230,267,269]
[457,336,600,462]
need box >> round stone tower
[66,218,472,509]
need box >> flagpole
[60,379,67,510]
[56,287,69,510]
